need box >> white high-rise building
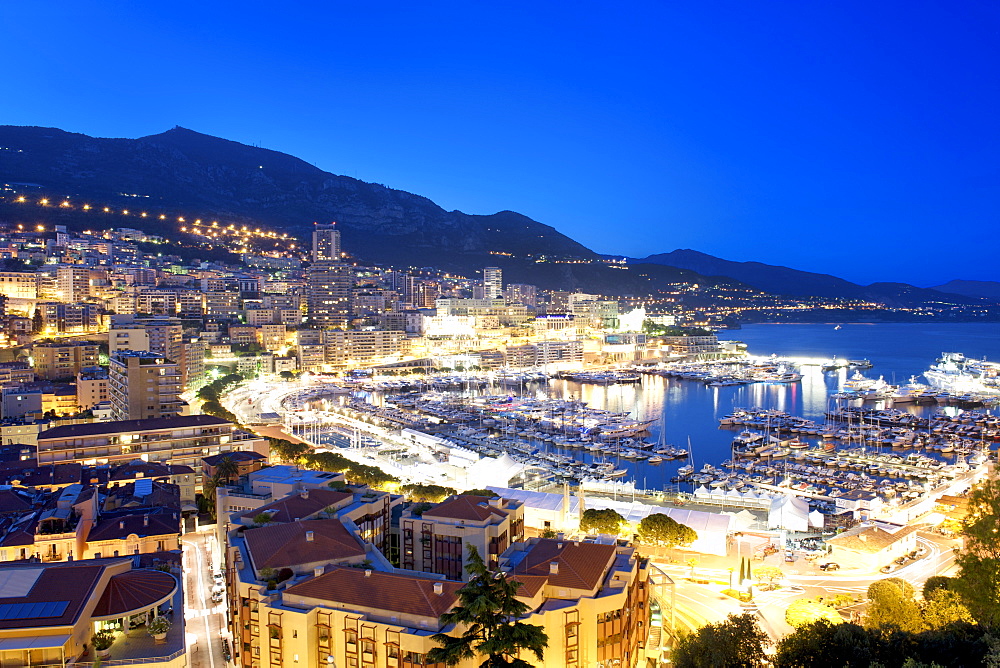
[311,223,341,262]
[483,266,503,299]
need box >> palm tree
[202,475,221,520]
[214,456,240,484]
[427,545,548,668]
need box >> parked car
[879,565,894,574]
[819,562,840,571]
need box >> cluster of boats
[340,392,694,482]
[554,370,642,384]
[640,360,802,385]
[720,407,1000,459]
[673,447,982,500]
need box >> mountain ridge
[631,249,985,306]
[0,125,597,271]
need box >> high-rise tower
[483,266,503,299]
[312,223,341,262]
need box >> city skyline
[1,2,996,286]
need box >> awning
[0,634,71,650]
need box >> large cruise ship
[924,352,1000,394]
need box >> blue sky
[1,1,997,285]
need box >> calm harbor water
[524,323,1000,492]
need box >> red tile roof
[422,495,508,522]
[243,519,366,571]
[0,562,107,629]
[92,569,177,617]
[238,488,351,524]
[88,508,180,542]
[285,567,461,618]
[512,539,616,591]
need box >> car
[819,562,840,571]
[880,565,894,574]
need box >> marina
[226,323,1000,528]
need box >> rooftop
[237,488,351,524]
[39,415,231,441]
[825,524,921,554]
[421,495,510,523]
[243,519,366,571]
[91,569,177,618]
[284,566,461,619]
[0,560,109,630]
[203,451,267,467]
[511,538,617,592]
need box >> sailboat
[834,324,842,330]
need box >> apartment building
[400,494,524,579]
[0,271,37,299]
[31,341,100,380]
[225,514,650,668]
[306,262,354,328]
[36,414,266,475]
[108,352,184,421]
[76,369,109,410]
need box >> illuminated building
[306,262,354,328]
[108,352,183,421]
[483,266,503,299]
[311,223,341,262]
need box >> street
[651,531,962,644]
[182,529,229,668]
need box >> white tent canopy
[808,509,826,528]
[466,453,527,489]
[768,494,810,532]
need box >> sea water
[537,323,1000,491]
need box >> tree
[214,455,240,483]
[580,508,625,535]
[427,544,548,668]
[774,620,887,668]
[785,598,842,628]
[672,613,770,668]
[31,309,44,334]
[865,578,924,633]
[637,513,698,547]
[460,488,499,498]
[753,566,784,590]
[401,484,458,503]
[346,463,399,490]
[269,438,309,463]
[921,588,975,629]
[201,475,221,520]
[922,575,953,600]
[953,477,1000,628]
[253,512,273,526]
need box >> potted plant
[148,616,171,642]
[92,630,115,658]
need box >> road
[652,531,961,643]
[182,529,229,668]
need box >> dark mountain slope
[635,249,983,306]
[0,125,596,271]
[932,280,1000,299]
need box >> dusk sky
[1,1,997,286]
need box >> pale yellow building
[0,559,183,668]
